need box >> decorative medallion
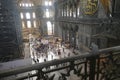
[82,0,98,15]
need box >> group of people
[29,37,71,65]
[28,36,75,80]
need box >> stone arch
[61,23,65,30]
[67,24,72,30]
[75,25,79,32]
[71,24,79,32]
[71,26,74,32]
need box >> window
[33,21,36,28]
[45,1,49,6]
[25,3,29,7]
[67,7,69,16]
[62,10,63,16]
[70,10,72,17]
[22,21,25,28]
[47,21,53,35]
[77,8,80,16]
[20,3,22,6]
[29,4,32,7]
[26,12,31,19]
[20,13,24,19]
[49,1,52,6]
[73,12,76,17]
[31,4,34,6]
[33,12,36,18]
[22,3,25,7]
[53,23,54,34]
[27,21,31,28]
[46,9,50,18]
[64,10,66,16]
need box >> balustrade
[0,45,120,80]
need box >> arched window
[70,10,72,17]
[77,7,80,16]
[53,23,54,34]
[29,3,32,7]
[73,11,76,17]
[26,12,31,19]
[62,10,64,16]
[22,3,25,6]
[49,1,52,6]
[33,12,36,18]
[45,1,49,6]
[27,21,31,28]
[46,9,50,18]
[20,12,24,19]
[33,21,36,28]
[47,21,52,35]
[22,21,25,28]
[31,4,34,6]
[25,3,29,7]
[20,3,22,6]
[67,7,69,16]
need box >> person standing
[68,52,70,57]
[63,48,64,52]
[58,49,61,56]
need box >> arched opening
[20,12,24,19]
[46,9,50,18]
[27,21,31,28]
[26,12,31,19]
[47,21,54,35]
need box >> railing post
[36,69,44,80]
[67,61,75,74]
[89,43,99,80]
